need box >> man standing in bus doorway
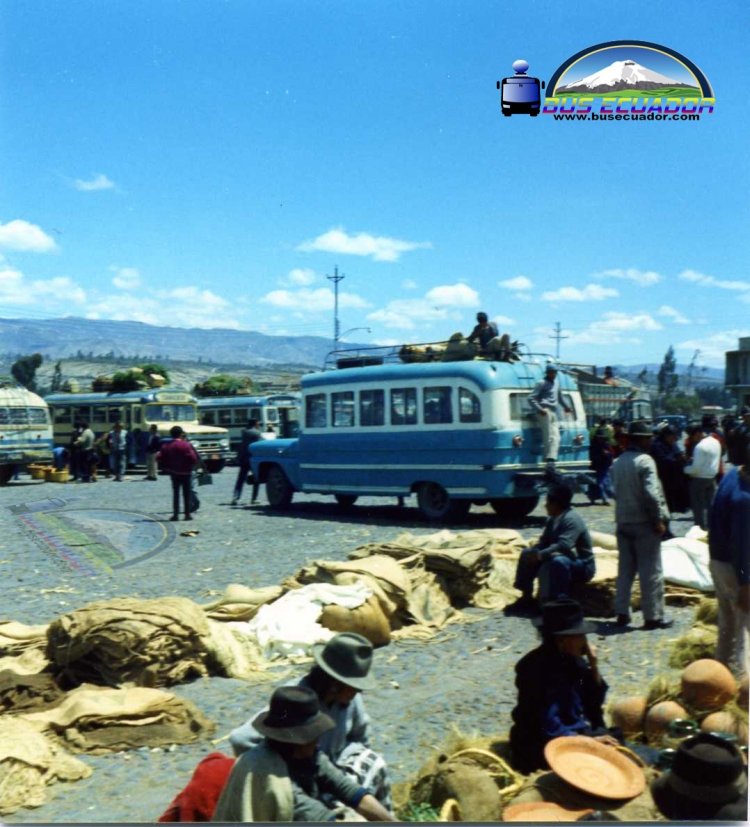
[232,419,262,506]
[158,426,200,521]
[108,420,128,482]
[529,364,572,470]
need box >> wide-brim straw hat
[627,420,653,438]
[312,632,377,691]
[252,686,334,745]
[544,736,646,800]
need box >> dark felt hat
[252,686,335,745]
[650,732,748,821]
[312,632,376,691]
[627,420,653,438]
[533,598,596,636]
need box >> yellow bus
[45,387,232,472]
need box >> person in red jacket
[157,426,199,521]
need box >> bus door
[130,405,145,463]
[278,405,300,438]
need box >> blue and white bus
[0,381,54,484]
[249,359,590,520]
[197,393,300,452]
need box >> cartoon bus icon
[497,59,545,116]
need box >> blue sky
[0,0,747,368]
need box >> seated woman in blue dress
[509,598,618,774]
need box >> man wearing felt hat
[651,732,748,821]
[229,633,392,808]
[610,420,672,630]
[509,598,618,774]
[213,685,395,822]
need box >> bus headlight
[573,434,585,445]
[512,434,524,447]
[219,439,229,448]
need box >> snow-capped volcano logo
[558,59,699,95]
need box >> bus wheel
[266,465,294,509]
[417,482,454,521]
[490,496,539,520]
[0,466,14,486]
[334,494,358,509]
[204,458,225,474]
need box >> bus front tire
[334,494,358,509]
[203,458,225,474]
[417,483,469,521]
[0,466,14,486]
[490,496,539,520]
[266,466,294,509]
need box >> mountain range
[0,316,337,369]
[558,59,698,95]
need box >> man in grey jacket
[529,363,572,467]
[610,420,672,630]
[508,484,595,612]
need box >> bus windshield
[144,404,197,423]
[502,77,540,103]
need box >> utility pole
[327,266,345,350]
[549,321,569,360]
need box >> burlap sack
[412,757,501,822]
[319,595,392,647]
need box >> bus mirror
[541,80,546,90]
[496,80,500,89]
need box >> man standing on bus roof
[529,363,572,466]
[232,419,262,506]
[467,312,499,354]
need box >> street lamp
[339,327,371,343]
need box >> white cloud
[657,305,690,324]
[0,220,58,252]
[595,268,662,286]
[499,275,534,291]
[677,329,750,367]
[0,266,86,306]
[286,268,317,286]
[297,227,432,262]
[425,283,479,308]
[110,266,141,291]
[679,269,750,294]
[261,287,369,313]
[492,315,516,326]
[367,298,450,330]
[74,173,116,192]
[539,312,662,347]
[402,279,418,290]
[541,284,619,302]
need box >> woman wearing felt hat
[213,685,396,822]
[651,732,748,821]
[509,598,620,774]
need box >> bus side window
[53,406,72,424]
[561,394,576,421]
[424,386,453,424]
[108,407,123,424]
[509,392,533,420]
[219,409,232,427]
[92,407,108,425]
[74,407,90,424]
[360,389,384,426]
[305,394,327,428]
[332,392,355,427]
[0,407,8,425]
[390,388,417,426]
[459,387,481,423]
[202,411,215,425]
[266,408,279,423]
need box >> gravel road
[1,469,695,823]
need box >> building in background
[725,337,750,409]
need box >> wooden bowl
[503,801,594,822]
[544,735,646,800]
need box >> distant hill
[0,316,339,369]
